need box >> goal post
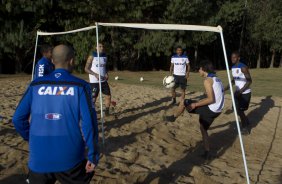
[96,22,250,184]
[31,22,250,184]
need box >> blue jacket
[34,57,54,80]
[13,69,99,173]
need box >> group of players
[13,43,252,183]
[166,47,252,159]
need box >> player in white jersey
[225,51,252,134]
[85,43,111,115]
[170,46,190,105]
[165,60,224,159]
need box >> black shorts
[173,74,187,90]
[234,92,251,111]
[90,82,111,98]
[184,99,221,130]
[29,160,94,184]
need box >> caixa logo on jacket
[38,86,74,96]
[45,113,62,120]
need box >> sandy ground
[0,75,282,184]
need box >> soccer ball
[140,77,144,82]
[163,76,175,88]
[115,76,119,80]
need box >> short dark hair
[232,50,240,57]
[40,44,52,54]
[199,60,216,74]
[176,46,182,50]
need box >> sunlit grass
[76,68,282,97]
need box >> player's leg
[236,93,251,134]
[165,99,192,122]
[179,76,187,101]
[196,106,220,159]
[55,160,94,184]
[171,75,179,105]
[102,82,111,116]
[180,89,185,102]
[29,170,56,184]
[200,123,209,154]
[90,83,99,105]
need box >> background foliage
[0,0,281,73]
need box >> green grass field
[78,68,282,97]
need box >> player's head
[96,43,104,53]
[52,44,75,72]
[231,51,240,64]
[199,60,215,77]
[41,44,52,59]
[176,46,183,56]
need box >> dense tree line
[0,0,281,74]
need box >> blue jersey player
[34,44,54,80]
[13,45,99,184]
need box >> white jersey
[89,52,107,83]
[207,74,225,113]
[231,62,251,94]
[171,54,189,76]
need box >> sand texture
[0,75,282,184]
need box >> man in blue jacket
[13,44,99,184]
[34,44,54,80]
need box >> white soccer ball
[163,76,175,88]
[140,77,144,82]
[115,76,119,80]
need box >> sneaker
[164,115,176,122]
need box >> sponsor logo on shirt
[174,63,186,65]
[45,113,62,120]
[38,64,44,77]
[55,73,61,78]
[95,64,106,67]
[38,86,74,96]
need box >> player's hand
[186,75,189,80]
[94,74,99,80]
[187,103,197,111]
[234,91,241,97]
[105,74,109,81]
[85,160,96,173]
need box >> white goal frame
[32,22,250,184]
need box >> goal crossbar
[32,22,250,184]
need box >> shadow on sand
[140,121,240,183]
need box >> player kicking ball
[165,60,225,159]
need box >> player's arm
[238,67,252,94]
[12,86,32,141]
[84,55,99,79]
[170,63,174,75]
[105,58,109,80]
[189,78,215,110]
[186,62,190,79]
[224,78,235,92]
[80,84,100,170]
